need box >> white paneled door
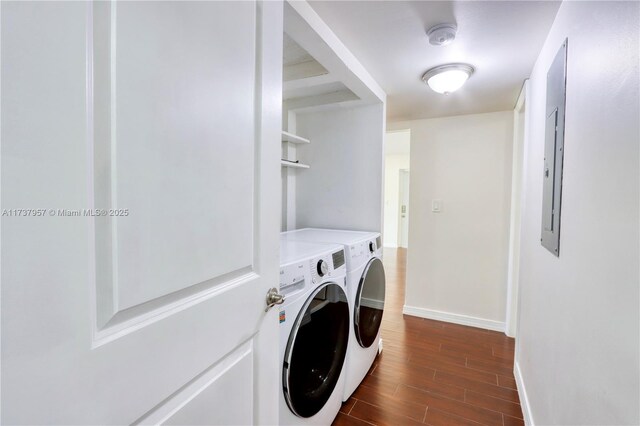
[397,169,410,248]
[1,1,282,424]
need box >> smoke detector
[427,23,457,46]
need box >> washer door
[354,257,386,348]
[283,282,349,418]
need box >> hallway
[334,248,523,426]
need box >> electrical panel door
[541,39,568,256]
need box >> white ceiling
[308,1,561,122]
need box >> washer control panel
[309,249,346,284]
[279,262,306,293]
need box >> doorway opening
[383,129,411,249]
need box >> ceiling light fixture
[422,64,474,95]
[426,23,457,46]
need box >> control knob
[317,259,328,277]
[369,241,376,253]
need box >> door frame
[505,81,529,338]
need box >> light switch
[432,199,442,213]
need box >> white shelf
[281,160,310,169]
[281,131,310,144]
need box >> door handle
[265,288,285,312]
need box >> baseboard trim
[402,305,505,333]
[514,361,534,425]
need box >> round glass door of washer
[283,282,349,418]
[354,257,386,348]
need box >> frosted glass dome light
[422,64,474,95]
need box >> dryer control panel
[346,238,383,270]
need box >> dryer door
[283,282,349,418]
[354,257,386,348]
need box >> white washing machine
[281,229,386,401]
[279,239,349,425]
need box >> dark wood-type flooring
[333,248,523,426]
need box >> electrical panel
[541,39,568,256]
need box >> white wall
[383,130,410,247]
[515,2,639,424]
[389,111,513,329]
[295,103,384,232]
